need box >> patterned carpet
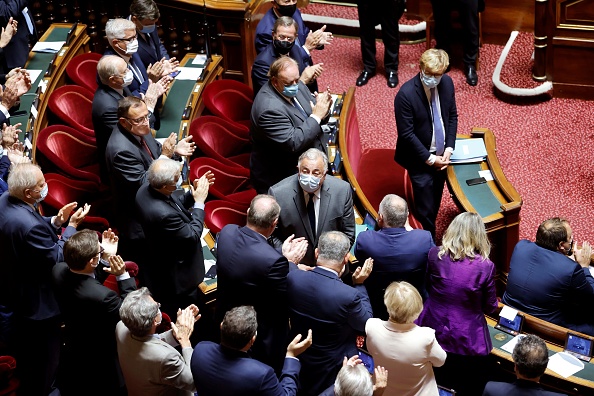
[309,32,594,242]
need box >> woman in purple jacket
[417,212,498,396]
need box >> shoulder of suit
[324,175,351,189]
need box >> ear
[314,247,319,260]
[344,252,351,264]
[23,188,33,200]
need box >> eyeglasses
[126,114,150,125]
[275,35,295,42]
[117,34,137,42]
[96,246,105,257]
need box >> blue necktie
[293,98,308,119]
[430,88,445,156]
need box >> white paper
[204,259,216,274]
[32,41,65,53]
[501,334,524,353]
[30,105,38,119]
[26,70,43,85]
[192,55,208,65]
[478,170,494,181]
[500,305,518,321]
[547,352,584,378]
[24,137,32,150]
[201,228,210,247]
[175,67,203,81]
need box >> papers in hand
[547,352,584,378]
[451,138,487,163]
[175,67,204,81]
[32,41,65,53]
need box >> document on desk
[501,334,525,353]
[192,55,208,67]
[32,41,65,53]
[451,138,487,163]
[547,352,584,378]
[175,67,203,81]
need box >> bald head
[378,194,408,228]
[247,194,280,233]
[147,158,180,189]
[97,55,128,86]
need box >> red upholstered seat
[189,157,256,205]
[102,261,140,296]
[204,200,248,234]
[0,356,18,396]
[189,116,251,168]
[36,125,101,185]
[202,80,254,132]
[65,52,102,93]
[47,85,95,137]
[192,115,248,139]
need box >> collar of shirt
[302,188,320,202]
[316,265,339,277]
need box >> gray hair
[119,287,159,337]
[273,16,298,34]
[317,231,351,264]
[513,334,549,379]
[297,148,328,173]
[334,364,374,396]
[106,18,136,42]
[378,194,408,228]
[7,163,41,199]
[147,158,180,189]
[97,55,125,85]
[247,194,280,229]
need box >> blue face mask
[420,70,442,89]
[141,24,156,34]
[282,83,299,98]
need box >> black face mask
[276,2,297,17]
[273,39,294,55]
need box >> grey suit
[250,80,326,193]
[115,321,195,396]
[269,174,355,266]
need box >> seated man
[503,217,594,335]
[287,231,374,395]
[483,334,564,396]
[320,356,388,396]
[354,194,434,318]
[252,16,322,96]
[116,287,199,396]
[191,305,312,396]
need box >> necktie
[430,88,445,156]
[293,98,308,119]
[22,7,35,36]
[140,137,154,159]
[307,193,316,239]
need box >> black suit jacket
[483,380,566,396]
[135,184,205,315]
[136,29,169,69]
[0,0,35,71]
[216,224,294,371]
[394,73,457,170]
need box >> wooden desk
[447,128,522,295]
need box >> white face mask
[124,39,139,54]
[299,173,321,193]
[35,184,48,203]
[122,69,134,87]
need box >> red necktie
[140,137,154,160]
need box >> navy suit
[503,240,594,335]
[103,48,150,98]
[192,341,301,396]
[0,0,36,71]
[354,227,434,319]
[483,380,566,396]
[394,74,457,235]
[255,7,311,59]
[136,29,169,69]
[287,267,373,395]
[0,155,9,194]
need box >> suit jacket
[417,246,498,356]
[0,0,35,71]
[136,28,169,69]
[192,341,301,396]
[216,224,294,370]
[255,7,311,59]
[0,192,76,320]
[394,73,457,171]
[0,155,9,195]
[135,184,205,314]
[250,80,324,193]
[502,240,594,331]
[269,174,355,266]
[105,123,162,239]
[355,227,435,319]
[482,380,566,396]
[103,48,150,98]
[115,321,195,396]
[287,266,373,395]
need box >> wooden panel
[559,0,594,26]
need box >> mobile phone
[438,385,456,395]
[357,348,374,374]
[169,70,181,78]
[466,177,486,186]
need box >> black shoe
[386,70,398,88]
[465,65,478,86]
[356,70,375,87]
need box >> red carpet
[311,33,594,242]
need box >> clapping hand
[101,228,119,257]
[103,255,126,276]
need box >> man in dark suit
[105,96,194,273]
[503,217,594,335]
[252,16,322,96]
[483,334,565,396]
[135,158,212,317]
[269,148,355,266]
[354,194,434,319]
[216,194,308,372]
[0,163,89,396]
[287,231,374,395]
[52,228,137,396]
[193,306,312,396]
[250,56,332,193]
[394,49,457,237]
[0,0,36,72]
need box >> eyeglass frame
[126,114,151,125]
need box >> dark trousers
[430,0,479,68]
[357,0,405,73]
[408,165,447,237]
[434,352,491,396]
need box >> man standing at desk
[394,49,457,236]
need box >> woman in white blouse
[366,281,447,396]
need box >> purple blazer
[417,246,498,356]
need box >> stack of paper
[451,138,488,163]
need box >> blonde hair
[439,212,491,261]
[419,49,449,75]
[384,281,423,324]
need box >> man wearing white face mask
[251,57,332,194]
[394,49,458,237]
[269,148,355,266]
